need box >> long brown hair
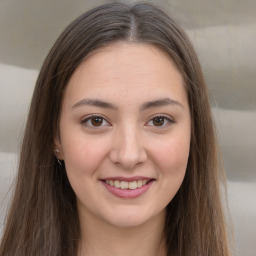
[0,2,231,256]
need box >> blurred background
[0,0,255,255]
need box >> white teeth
[137,180,142,188]
[120,181,129,189]
[128,181,137,190]
[114,180,121,188]
[105,179,149,189]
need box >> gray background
[0,0,255,255]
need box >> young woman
[0,2,231,256]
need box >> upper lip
[100,176,154,182]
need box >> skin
[55,42,191,256]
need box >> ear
[53,137,64,160]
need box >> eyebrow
[72,97,184,111]
[140,98,184,110]
[72,99,118,110]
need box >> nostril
[108,139,147,169]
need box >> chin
[108,216,149,228]
[104,208,164,229]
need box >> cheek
[62,137,110,199]
[151,134,190,176]
[62,134,110,177]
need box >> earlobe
[53,149,63,166]
[53,138,64,160]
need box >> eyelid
[145,114,175,127]
[81,114,111,127]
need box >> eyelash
[81,114,111,128]
[81,114,174,128]
[145,114,174,128]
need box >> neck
[77,210,167,256]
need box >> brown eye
[146,115,174,128]
[91,117,103,126]
[82,115,110,127]
[152,117,165,126]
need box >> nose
[109,125,147,169]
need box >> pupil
[153,117,164,126]
[91,117,103,126]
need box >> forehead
[63,42,187,109]
[72,42,181,82]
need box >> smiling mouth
[102,179,153,190]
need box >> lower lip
[101,180,153,199]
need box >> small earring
[53,149,62,166]
[56,158,62,166]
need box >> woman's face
[55,42,191,228]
